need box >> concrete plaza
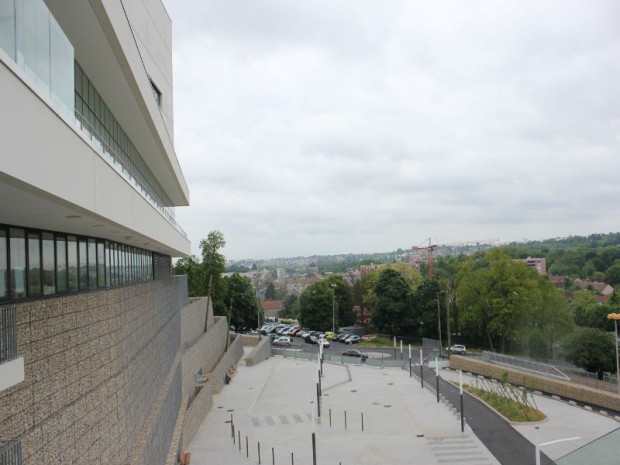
[187,351,618,465]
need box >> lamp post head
[607,313,620,320]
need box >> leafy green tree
[371,269,412,336]
[574,304,618,331]
[325,275,355,328]
[604,263,620,287]
[225,273,259,329]
[529,277,574,359]
[200,230,227,314]
[411,278,442,338]
[456,249,544,352]
[173,255,206,297]
[284,294,298,314]
[265,282,276,300]
[563,328,616,379]
[298,280,334,330]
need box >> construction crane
[412,238,500,277]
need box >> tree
[411,278,442,339]
[574,303,618,331]
[200,230,227,314]
[298,281,333,330]
[325,275,355,328]
[265,282,276,300]
[225,273,259,329]
[563,328,616,379]
[371,269,412,336]
[173,255,206,297]
[604,263,620,287]
[456,249,548,352]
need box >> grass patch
[358,336,395,348]
[462,384,546,422]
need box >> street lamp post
[437,292,442,358]
[607,313,620,394]
[330,284,337,334]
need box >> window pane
[96,241,105,288]
[78,238,88,290]
[104,241,111,287]
[27,231,41,297]
[56,236,67,293]
[0,0,16,60]
[88,238,96,289]
[67,235,78,291]
[42,232,55,295]
[9,228,26,299]
[111,242,117,286]
[0,229,7,300]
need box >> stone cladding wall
[0,276,188,465]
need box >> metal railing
[482,351,571,381]
[0,439,22,465]
[270,348,410,369]
[74,108,188,239]
[0,306,18,364]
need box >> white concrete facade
[0,0,190,257]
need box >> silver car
[273,336,292,347]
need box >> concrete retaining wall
[450,356,620,412]
[182,382,214,450]
[181,297,210,347]
[210,334,245,390]
[244,337,271,367]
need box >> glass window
[27,231,41,297]
[0,229,7,300]
[104,241,111,287]
[0,0,16,60]
[42,232,55,295]
[9,228,26,299]
[67,235,78,291]
[49,13,74,118]
[17,0,51,95]
[78,237,88,290]
[56,235,67,293]
[96,241,105,288]
[88,238,96,289]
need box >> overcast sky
[164,0,620,261]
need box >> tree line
[174,231,619,378]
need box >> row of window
[0,226,153,302]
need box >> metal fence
[0,439,22,465]
[270,348,410,369]
[0,306,18,364]
[482,351,571,381]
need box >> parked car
[449,344,467,355]
[318,338,330,348]
[344,335,361,344]
[342,349,368,360]
[305,335,319,344]
[337,333,352,342]
[273,336,292,347]
[324,331,337,340]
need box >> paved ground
[187,351,618,465]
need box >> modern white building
[0,2,242,464]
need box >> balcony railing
[0,439,22,465]
[0,306,18,363]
